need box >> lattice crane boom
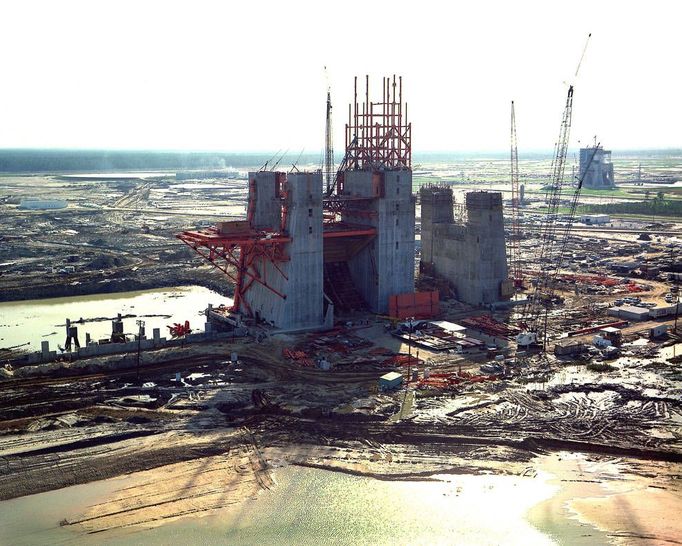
[509,100,522,287]
[517,86,600,350]
[324,82,335,195]
[518,85,574,347]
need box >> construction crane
[509,100,522,288]
[517,34,592,350]
[516,85,575,349]
[516,97,600,349]
[324,135,357,198]
[324,67,335,195]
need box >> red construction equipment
[567,320,628,337]
[461,315,519,338]
[282,348,315,367]
[382,354,424,367]
[344,76,410,174]
[168,320,191,338]
[416,370,500,390]
[556,273,621,287]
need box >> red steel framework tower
[343,76,411,174]
[177,172,292,316]
[324,75,412,221]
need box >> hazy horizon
[1,147,679,175]
[0,1,680,152]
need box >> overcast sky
[0,0,679,153]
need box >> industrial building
[608,305,650,321]
[580,214,610,225]
[420,186,512,305]
[19,199,68,210]
[178,76,416,331]
[579,145,615,189]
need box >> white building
[19,199,68,210]
[580,214,610,225]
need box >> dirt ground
[1,168,681,541]
[1,331,680,543]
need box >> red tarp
[388,291,439,320]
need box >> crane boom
[516,34,594,351]
[518,85,574,346]
[509,101,522,287]
[324,73,335,195]
[517,87,601,350]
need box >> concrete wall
[23,330,243,366]
[420,186,454,264]
[248,171,282,231]
[242,172,325,330]
[341,170,415,314]
[420,189,508,305]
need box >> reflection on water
[0,286,232,349]
[0,476,124,546]
[112,467,556,545]
[0,466,558,546]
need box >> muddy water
[0,286,232,350]
[0,466,559,545]
[0,476,124,546]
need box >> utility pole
[136,319,145,382]
[401,317,415,419]
[407,317,414,381]
[674,291,679,336]
[672,247,680,337]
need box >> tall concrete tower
[242,171,325,330]
[249,171,283,230]
[340,170,415,313]
[328,75,416,314]
[420,186,454,265]
[579,146,615,189]
[420,188,510,306]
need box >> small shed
[580,214,610,225]
[554,339,586,356]
[379,372,403,392]
[600,326,623,346]
[650,324,669,339]
[429,320,468,336]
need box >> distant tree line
[0,149,318,173]
[581,191,682,216]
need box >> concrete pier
[421,188,510,305]
[242,171,325,330]
[341,170,415,313]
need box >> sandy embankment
[529,452,682,546]
[62,431,272,535]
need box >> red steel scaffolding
[177,76,411,319]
